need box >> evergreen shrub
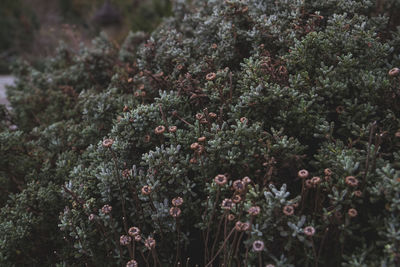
[1,0,400,266]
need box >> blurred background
[0,0,172,74]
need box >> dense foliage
[1,0,400,266]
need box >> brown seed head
[345,176,359,187]
[221,198,235,210]
[154,125,166,135]
[101,204,112,214]
[227,214,235,221]
[169,207,182,218]
[215,174,228,186]
[141,185,152,195]
[232,179,245,192]
[144,237,156,250]
[208,112,217,119]
[169,126,177,133]
[303,226,315,236]
[324,168,332,176]
[235,221,250,231]
[120,235,132,246]
[252,240,264,252]
[353,190,362,197]
[298,169,309,179]
[190,142,200,150]
[389,67,400,77]
[198,136,206,142]
[311,176,321,186]
[206,72,216,81]
[348,208,358,218]
[283,205,294,216]
[128,227,140,237]
[102,139,114,148]
[126,259,138,267]
[195,113,204,120]
[172,197,183,206]
[232,194,242,203]
[248,206,261,216]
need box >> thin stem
[205,228,236,267]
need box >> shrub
[1,0,400,266]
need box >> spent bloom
[252,240,265,252]
[304,226,315,236]
[154,125,166,135]
[101,204,112,214]
[298,169,309,179]
[120,235,132,246]
[232,179,246,192]
[248,206,261,216]
[172,197,183,206]
[348,208,358,218]
[102,138,114,148]
[221,198,235,210]
[128,227,140,237]
[141,185,152,195]
[145,237,156,250]
[345,176,359,187]
[214,174,228,186]
[169,207,182,218]
[283,205,294,216]
[126,259,138,267]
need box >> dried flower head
[208,112,217,119]
[283,205,294,216]
[122,169,131,179]
[198,136,206,142]
[232,179,246,192]
[353,190,362,197]
[141,185,152,195]
[240,117,248,123]
[169,207,182,218]
[345,176,359,187]
[266,265,275,267]
[311,176,321,186]
[235,221,251,231]
[126,259,138,267]
[102,139,114,148]
[348,208,358,218]
[336,106,345,114]
[123,105,129,112]
[324,168,332,176]
[190,142,200,150]
[134,235,142,242]
[304,226,315,236]
[214,174,227,185]
[189,157,197,164]
[128,227,140,237]
[206,72,216,81]
[227,214,235,221]
[211,43,218,49]
[221,198,235,210]
[101,204,112,214]
[144,134,151,143]
[305,179,313,188]
[248,206,261,216]
[144,237,156,250]
[172,197,183,206]
[252,240,265,252]
[232,194,242,203]
[298,169,309,179]
[120,235,132,246]
[195,113,204,120]
[177,64,183,70]
[169,126,177,133]
[88,214,95,221]
[154,125,166,135]
[242,176,252,184]
[389,67,400,77]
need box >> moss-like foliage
[1,1,400,266]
